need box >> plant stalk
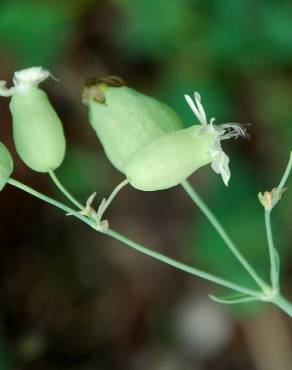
[48,169,85,211]
[271,293,292,317]
[181,179,268,292]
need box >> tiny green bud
[0,143,13,191]
[83,77,183,172]
[0,67,66,173]
[126,92,248,191]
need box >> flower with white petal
[184,92,248,185]
[0,66,65,173]
[0,66,51,96]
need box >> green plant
[1,67,292,316]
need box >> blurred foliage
[54,145,111,200]
[0,0,94,67]
[0,324,14,370]
[113,0,193,59]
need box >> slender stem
[277,151,292,193]
[104,228,261,298]
[8,178,94,229]
[98,179,129,219]
[181,179,268,292]
[265,210,278,289]
[271,293,292,317]
[105,179,129,208]
[9,177,292,316]
[48,169,84,211]
[263,152,292,290]
[7,178,260,298]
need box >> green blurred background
[0,0,292,369]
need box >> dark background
[0,0,292,369]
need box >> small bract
[0,143,13,191]
[0,67,66,173]
[126,92,247,191]
[83,77,183,172]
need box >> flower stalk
[7,176,261,298]
[6,157,292,317]
[1,66,292,317]
[181,179,269,291]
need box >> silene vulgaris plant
[1,67,292,316]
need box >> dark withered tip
[82,76,125,105]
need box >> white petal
[13,67,51,86]
[211,149,231,186]
[184,92,207,126]
[0,81,14,97]
[193,92,207,125]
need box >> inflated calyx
[0,67,66,172]
[83,76,183,172]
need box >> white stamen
[219,123,248,139]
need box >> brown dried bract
[82,76,125,105]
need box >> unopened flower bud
[0,67,66,173]
[82,76,183,172]
[0,143,13,191]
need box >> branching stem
[181,179,268,292]
[7,177,260,298]
[48,169,84,211]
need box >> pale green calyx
[184,92,247,185]
[83,76,183,173]
[0,143,13,191]
[0,67,66,173]
[126,92,247,191]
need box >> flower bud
[0,67,66,172]
[82,77,183,172]
[0,143,13,191]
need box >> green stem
[265,210,278,289]
[271,293,292,317]
[48,169,85,211]
[263,152,292,293]
[105,179,129,208]
[277,151,292,193]
[7,178,260,298]
[8,178,94,229]
[181,179,268,292]
[104,228,261,297]
[9,177,292,317]
[97,179,129,220]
